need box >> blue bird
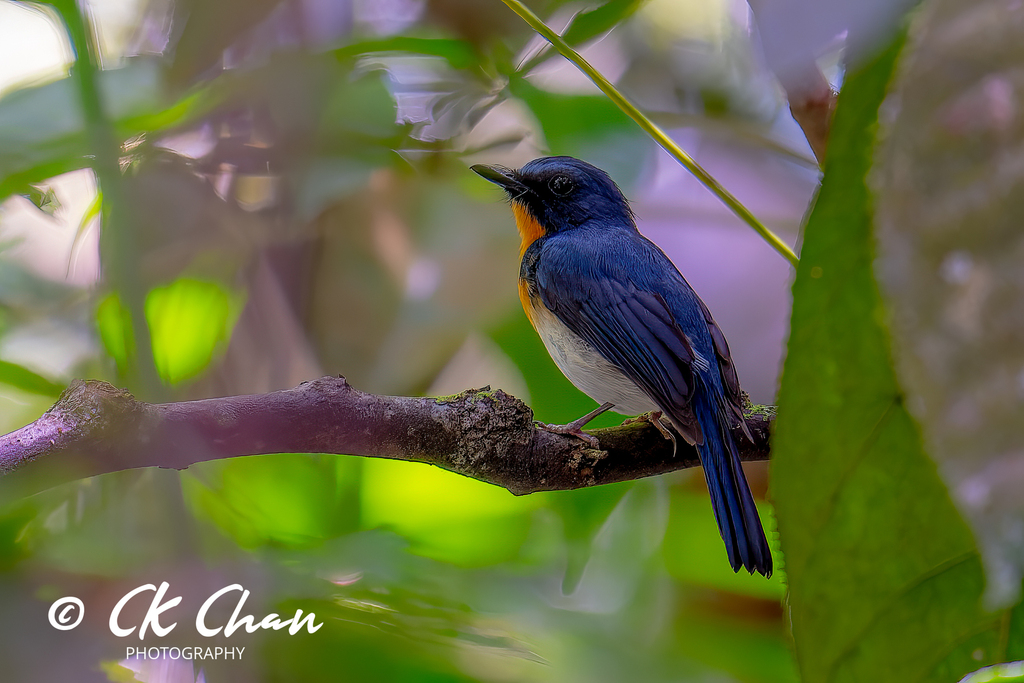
[472,156,772,576]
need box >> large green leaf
[771,35,1024,683]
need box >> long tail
[693,390,773,576]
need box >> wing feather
[537,252,703,444]
[696,297,752,442]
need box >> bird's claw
[535,421,600,448]
[533,402,613,448]
[623,411,670,438]
[622,411,677,455]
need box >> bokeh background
[0,1,902,681]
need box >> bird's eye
[548,174,574,196]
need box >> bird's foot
[622,411,677,456]
[535,421,600,448]
[622,411,671,439]
[535,402,615,448]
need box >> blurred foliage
[1,0,1020,682]
[0,358,65,396]
[145,278,243,384]
[98,278,244,384]
[873,0,1024,608]
[0,0,797,678]
[960,663,1024,683]
[183,454,359,549]
[98,278,245,385]
[772,34,1024,683]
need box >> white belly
[531,304,658,416]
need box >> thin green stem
[500,0,800,267]
[51,0,163,397]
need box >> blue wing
[530,230,705,444]
[530,227,772,575]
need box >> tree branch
[0,376,772,499]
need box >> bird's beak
[471,164,527,195]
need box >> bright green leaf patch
[97,278,244,385]
[961,662,1024,683]
[361,458,540,567]
[771,35,1024,683]
[96,293,133,373]
[183,454,358,548]
[146,278,244,385]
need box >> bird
[471,156,772,576]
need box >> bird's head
[472,156,635,255]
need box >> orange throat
[518,278,538,326]
[512,201,545,258]
[512,202,545,325]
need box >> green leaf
[518,0,647,74]
[96,278,244,385]
[0,360,64,397]
[560,0,646,46]
[360,458,540,567]
[670,610,799,683]
[772,34,1024,683]
[182,454,359,548]
[0,502,35,571]
[263,594,483,683]
[145,278,244,385]
[24,186,61,216]
[96,292,133,374]
[961,662,1024,683]
[66,189,101,277]
[0,60,153,197]
[333,36,479,70]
